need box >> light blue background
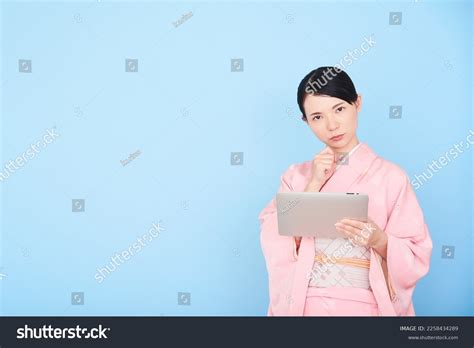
[0,0,472,315]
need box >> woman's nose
[326,117,339,131]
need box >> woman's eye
[312,115,321,121]
[336,106,345,112]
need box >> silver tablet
[276,192,368,238]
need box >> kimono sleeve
[258,164,299,263]
[383,170,433,314]
[258,164,299,315]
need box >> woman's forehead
[304,94,346,113]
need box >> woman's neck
[330,136,360,154]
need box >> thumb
[327,147,337,163]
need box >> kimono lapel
[369,249,397,315]
[320,143,378,193]
[288,143,392,316]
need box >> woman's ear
[355,94,362,112]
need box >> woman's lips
[330,134,344,141]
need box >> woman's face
[303,94,362,153]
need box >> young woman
[258,67,433,316]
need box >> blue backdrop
[0,0,472,316]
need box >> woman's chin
[328,141,347,150]
[321,136,352,150]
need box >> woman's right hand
[305,146,338,192]
[296,147,338,252]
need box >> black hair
[297,66,358,121]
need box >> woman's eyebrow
[309,102,345,116]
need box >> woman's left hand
[334,217,388,254]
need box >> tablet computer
[276,192,368,238]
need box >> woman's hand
[334,217,388,259]
[301,146,347,251]
[304,146,338,192]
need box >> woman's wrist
[304,179,323,192]
[372,232,388,259]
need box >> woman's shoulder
[281,160,313,179]
[276,160,313,192]
[374,155,412,193]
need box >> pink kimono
[259,143,433,316]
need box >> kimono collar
[343,142,378,175]
[335,142,362,171]
[320,142,379,193]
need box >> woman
[258,66,433,316]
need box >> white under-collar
[335,142,362,171]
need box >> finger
[318,160,336,168]
[316,154,334,161]
[317,159,336,167]
[335,223,360,235]
[325,146,335,155]
[340,218,366,229]
[321,146,334,155]
[319,147,335,160]
[338,227,355,239]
